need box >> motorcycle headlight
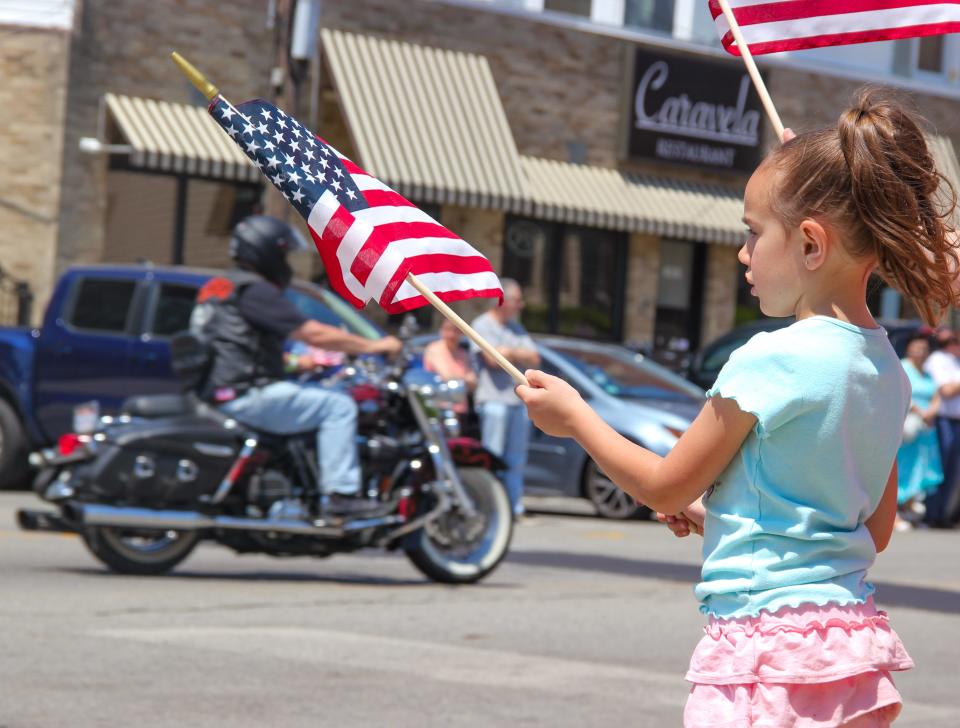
[415,377,467,413]
[433,378,468,412]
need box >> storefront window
[502,216,626,340]
[653,239,705,366]
[918,35,945,73]
[543,0,591,18]
[624,0,674,34]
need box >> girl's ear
[797,218,829,271]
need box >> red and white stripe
[710,1,960,56]
[306,144,502,314]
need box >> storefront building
[3,0,960,356]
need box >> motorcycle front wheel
[404,467,513,584]
[82,526,199,576]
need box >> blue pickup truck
[0,264,381,488]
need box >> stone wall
[0,25,71,323]
[768,66,960,144]
[623,233,660,347]
[56,0,274,282]
[701,244,740,347]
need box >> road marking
[96,626,681,701]
[0,530,76,539]
[582,530,626,541]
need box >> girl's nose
[737,243,750,266]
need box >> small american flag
[209,97,503,313]
[710,0,960,56]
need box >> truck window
[68,278,137,333]
[151,283,198,336]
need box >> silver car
[525,336,704,519]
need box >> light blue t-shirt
[696,316,910,619]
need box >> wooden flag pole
[716,0,786,142]
[404,274,527,385]
[170,52,529,387]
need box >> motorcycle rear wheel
[405,467,513,584]
[82,526,199,576]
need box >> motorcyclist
[191,215,402,518]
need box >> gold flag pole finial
[170,51,219,101]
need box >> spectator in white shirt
[922,328,960,527]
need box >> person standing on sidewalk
[895,332,942,530]
[470,279,540,518]
[923,328,960,527]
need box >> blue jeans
[476,400,530,516]
[220,381,360,496]
[928,416,960,525]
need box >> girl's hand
[516,369,592,438]
[657,513,695,537]
[656,497,706,538]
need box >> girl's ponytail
[769,87,959,325]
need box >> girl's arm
[517,370,756,515]
[865,462,898,553]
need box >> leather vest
[190,270,286,402]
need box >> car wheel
[0,398,30,490]
[583,458,651,520]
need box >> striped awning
[320,28,527,211]
[518,156,746,245]
[103,93,260,182]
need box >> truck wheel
[0,398,29,490]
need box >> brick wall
[56,0,274,280]
[623,233,660,347]
[0,25,71,323]
[701,244,740,347]
[769,67,960,143]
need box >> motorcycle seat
[121,394,195,418]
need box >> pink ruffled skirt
[684,599,913,727]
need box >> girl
[517,88,958,727]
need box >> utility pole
[263,0,296,219]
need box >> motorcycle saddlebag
[85,418,241,506]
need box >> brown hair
[764,86,958,325]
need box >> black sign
[627,49,765,173]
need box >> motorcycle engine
[246,468,297,516]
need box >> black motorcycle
[17,339,513,584]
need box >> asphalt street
[1,492,956,727]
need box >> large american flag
[209,97,503,313]
[710,0,960,56]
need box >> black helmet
[229,215,308,287]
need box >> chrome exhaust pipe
[69,503,403,537]
[17,508,75,533]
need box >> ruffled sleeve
[706,331,806,439]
